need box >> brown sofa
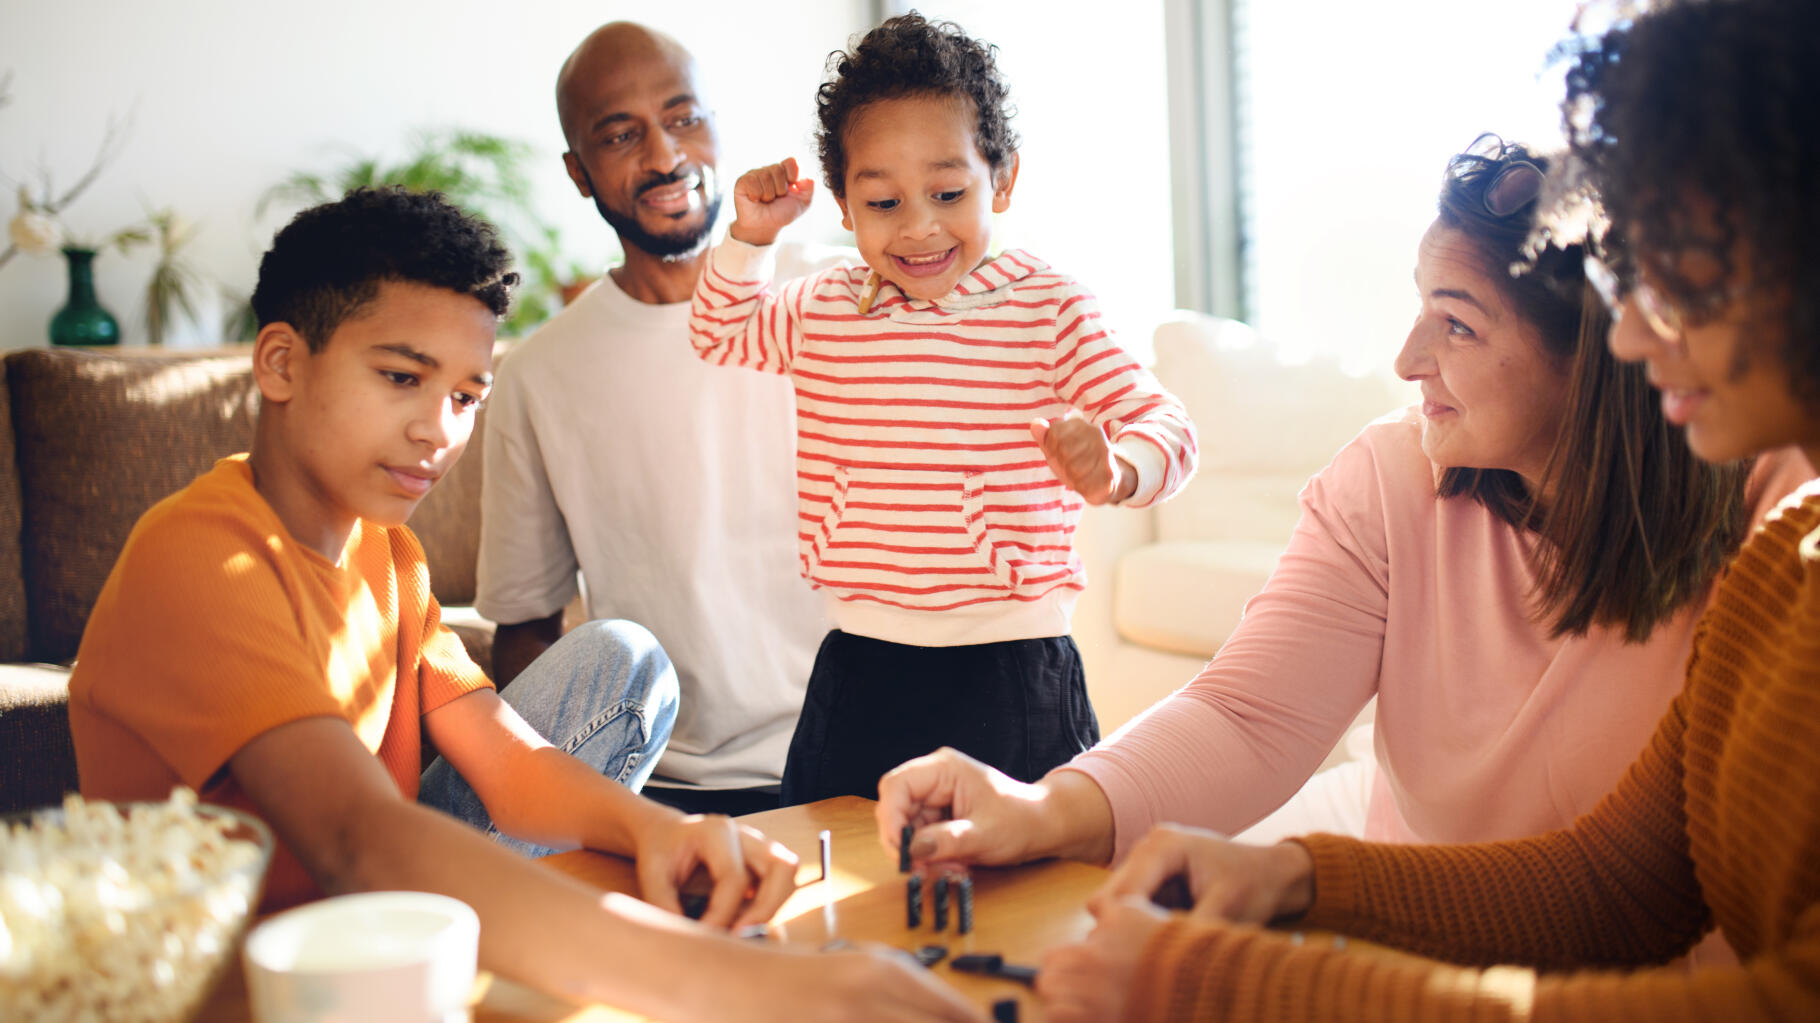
[0,346,496,814]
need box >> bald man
[476,23,834,816]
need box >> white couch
[1073,312,1415,763]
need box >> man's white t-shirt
[477,245,839,789]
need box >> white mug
[243,891,480,1023]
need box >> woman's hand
[632,811,800,929]
[729,157,815,246]
[1090,822,1315,924]
[1037,896,1173,1023]
[875,747,1116,868]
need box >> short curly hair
[1563,0,1820,408]
[816,12,1019,199]
[251,186,517,352]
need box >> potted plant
[258,129,589,336]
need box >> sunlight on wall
[885,1,1176,363]
[0,0,868,348]
[1236,0,1588,373]
[7,0,1581,367]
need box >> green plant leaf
[258,125,578,335]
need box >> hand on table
[1030,409,1137,505]
[729,157,815,247]
[633,812,799,929]
[1037,895,1171,1023]
[1089,822,1315,924]
[876,747,1062,869]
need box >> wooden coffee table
[197,796,1107,1021]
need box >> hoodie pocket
[804,465,1020,605]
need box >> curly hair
[1562,0,1820,408]
[251,186,517,352]
[816,12,1019,198]
[1432,140,1749,641]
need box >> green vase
[49,247,121,347]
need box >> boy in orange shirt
[67,187,980,1021]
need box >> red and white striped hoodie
[690,238,1197,647]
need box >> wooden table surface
[198,796,1108,1021]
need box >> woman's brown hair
[1433,141,1750,641]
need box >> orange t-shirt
[68,455,492,910]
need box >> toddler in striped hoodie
[688,12,1197,805]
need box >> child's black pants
[779,630,1101,805]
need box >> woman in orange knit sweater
[1034,0,1820,1019]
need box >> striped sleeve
[1047,277,1198,507]
[689,236,810,375]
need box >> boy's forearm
[338,796,731,1017]
[487,744,680,856]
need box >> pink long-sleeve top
[1068,411,1813,864]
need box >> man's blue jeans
[419,618,680,857]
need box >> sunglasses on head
[1456,133,1546,219]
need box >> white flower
[164,212,195,244]
[8,210,64,254]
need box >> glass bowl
[1,792,275,1022]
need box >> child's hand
[633,812,800,929]
[1031,410,1138,505]
[729,157,815,247]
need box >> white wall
[891,1,1177,360]
[1238,0,1586,373]
[2,0,1176,355]
[0,0,870,348]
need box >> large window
[877,1,1177,358]
[1221,0,1586,372]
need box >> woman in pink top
[873,139,1811,880]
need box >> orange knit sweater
[1131,482,1820,1021]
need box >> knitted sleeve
[1126,694,1743,1021]
[1293,692,1706,971]
[1130,910,1820,1023]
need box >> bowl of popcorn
[0,788,274,1022]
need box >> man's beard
[587,166,723,262]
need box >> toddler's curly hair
[816,11,1019,199]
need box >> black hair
[816,11,1019,199]
[251,186,517,351]
[1562,0,1820,408]
[1433,140,1749,641]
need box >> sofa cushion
[0,358,28,662]
[7,349,263,663]
[1113,539,1286,657]
[1149,316,1412,546]
[5,347,490,664]
[0,661,77,813]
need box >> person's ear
[252,323,305,403]
[992,151,1020,214]
[834,193,854,232]
[563,152,593,199]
